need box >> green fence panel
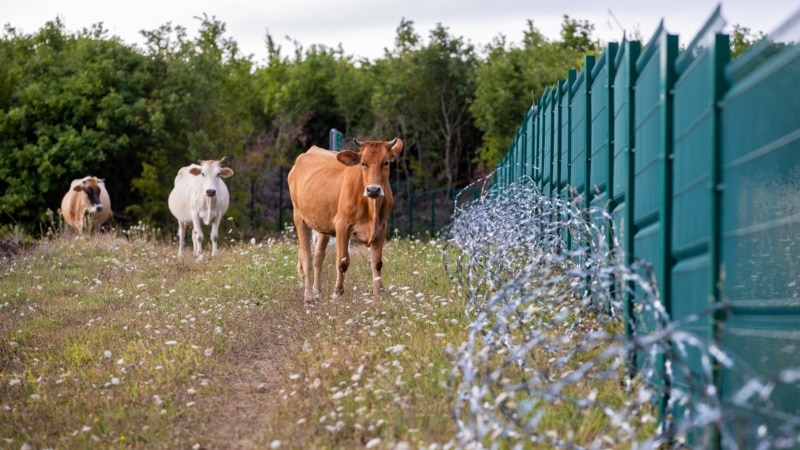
[612,40,641,376]
[535,96,544,186]
[559,70,577,202]
[569,57,594,205]
[669,7,728,446]
[524,107,535,180]
[541,87,554,194]
[631,27,678,419]
[553,79,565,195]
[589,44,618,213]
[720,25,800,443]
[671,13,726,329]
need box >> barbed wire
[445,173,800,449]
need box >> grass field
[0,227,467,449]
[0,224,650,449]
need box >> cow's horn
[353,138,363,147]
[388,138,398,146]
[219,156,226,164]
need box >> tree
[470,17,599,169]
[730,24,765,59]
[131,15,263,230]
[371,19,480,190]
[0,19,152,229]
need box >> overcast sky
[5,0,799,64]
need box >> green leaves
[471,18,599,168]
[0,21,150,224]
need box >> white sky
[4,0,799,64]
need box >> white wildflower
[385,344,405,354]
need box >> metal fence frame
[492,6,800,448]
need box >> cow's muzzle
[206,189,217,197]
[364,185,383,198]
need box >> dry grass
[0,224,649,449]
[0,228,464,449]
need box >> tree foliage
[0,13,763,235]
[470,17,599,167]
[730,24,765,60]
[0,19,151,225]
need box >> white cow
[168,158,234,259]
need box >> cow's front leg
[333,227,350,298]
[191,216,204,260]
[177,221,186,257]
[313,232,329,296]
[210,218,220,256]
[370,238,385,296]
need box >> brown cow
[288,138,403,300]
[60,176,111,233]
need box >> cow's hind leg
[313,232,329,296]
[294,213,315,300]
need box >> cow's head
[337,138,403,198]
[189,157,234,197]
[73,176,104,213]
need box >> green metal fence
[493,6,800,447]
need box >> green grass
[0,227,651,449]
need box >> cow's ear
[337,150,361,167]
[389,138,404,160]
[189,167,202,176]
[220,167,234,178]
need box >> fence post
[708,32,729,450]
[582,55,596,210]
[604,43,619,218]
[659,31,678,323]
[658,29,679,431]
[619,40,641,379]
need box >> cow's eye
[361,162,367,167]
[383,161,390,167]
